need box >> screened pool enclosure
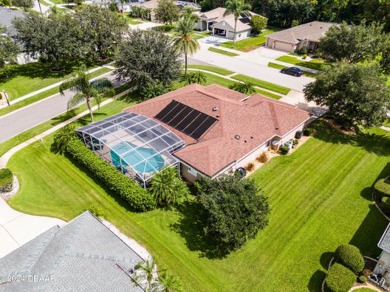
[76,112,185,185]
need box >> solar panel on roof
[155,100,217,140]
[155,100,179,121]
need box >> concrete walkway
[0,198,65,258]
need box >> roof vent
[275,127,279,130]
[234,135,240,140]
[212,106,218,111]
[216,115,220,118]
[320,26,323,29]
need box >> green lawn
[0,67,112,117]
[187,65,234,76]
[232,74,290,95]
[123,13,143,25]
[208,47,238,57]
[7,120,389,291]
[0,63,109,101]
[219,27,282,52]
[268,62,317,78]
[276,56,332,71]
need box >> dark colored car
[281,67,303,77]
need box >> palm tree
[149,167,189,208]
[59,69,114,123]
[223,0,251,48]
[172,17,200,77]
[182,71,207,85]
[159,271,182,292]
[229,81,255,94]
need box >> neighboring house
[0,211,146,291]
[195,7,256,40]
[374,223,390,288]
[77,84,312,184]
[0,7,24,36]
[265,21,335,53]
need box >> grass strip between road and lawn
[268,62,317,78]
[276,55,332,71]
[232,74,290,95]
[208,47,239,57]
[0,67,112,117]
[187,65,234,76]
[7,120,389,291]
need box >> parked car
[281,67,303,77]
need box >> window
[187,166,198,177]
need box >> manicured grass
[268,62,317,78]
[0,63,109,101]
[276,55,332,71]
[208,47,238,57]
[0,67,112,117]
[187,65,234,76]
[7,120,390,291]
[232,74,290,95]
[254,88,281,100]
[123,13,143,25]
[219,27,282,52]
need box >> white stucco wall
[226,29,252,40]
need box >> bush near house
[0,168,13,192]
[325,263,356,292]
[280,145,289,155]
[257,151,269,163]
[66,139,156,212]
[250,15,268,35]
[334,244,365,274]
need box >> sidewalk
[0,65,112,108]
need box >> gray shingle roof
[0,212,144,292]
[0,7,24,36]
[266,21,336,44]
[379,223,390,253]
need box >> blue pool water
[110,141,165,174]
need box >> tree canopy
[115,29,181,91]
[196,174,270,251]
[319,21,388,64]
[154,0,180,24]
[304,62,390,128]
[0,25,19,70]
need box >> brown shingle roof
[125,84,310,177]
[267,21,336,44]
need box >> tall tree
[59,69,113,122]
[223,0,251,47]
[0,25,19,71]
[75,5,127,61]
[149,167,189,208]
[154,0,180,25]
[319,21,387,63]
[172,16,200,76]
[13,13,82,70]
[196,174,270,251]
[115,30,181,92]
[304,62,390,128]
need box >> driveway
[129,22,163,30]
[0,198,65,258]
[198,35,230,45]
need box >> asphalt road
[0,72,121,144]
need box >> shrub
[375,177,390,196]
[66,139,155,212]
[302,53,307,59]
[84,205,106,219]
[358,275,367,283]
[303,128,313,136]
[257,151,269,163]
[0,168,13,192]
[325,263,356,292]
[292,139,299,146]
[250,15,268,35]
[334,244,365,274]
[280,145,289,155]
[245,163,255,171]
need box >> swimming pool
[110,141,165,174]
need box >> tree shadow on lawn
[360,163,390,201]
[349,204,388,258]
[312,120,390,157]
[170,201,232,259]
[320,252,334,270]
[307,269,327,292]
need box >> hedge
[334,244,364,274]
[0,168,13,192]
[66,139,156,212]
[325,263,356,292]
[375,177,390,195]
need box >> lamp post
[2,90,10,107]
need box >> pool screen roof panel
[155,100,217,140]
[76,112,185,182]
